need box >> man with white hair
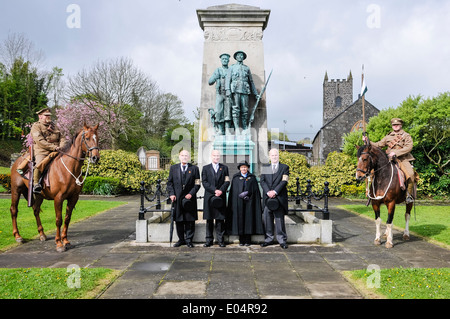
[167,150,201,248]
[201,150,230,247]
[260,148,290,249]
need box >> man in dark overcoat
[260,148,290,249]
[227,160,264,246]
[167,150,201,247]
[202,150,230,247]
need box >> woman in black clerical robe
[226,161,264,245]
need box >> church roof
[312,97,379,143]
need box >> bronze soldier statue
[209,53,232,135]
[225,51,259,134]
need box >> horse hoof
[40,235,47,242]
[403,235,410,241]
[374,239,381,246]
[385,242,394,249]
[15,237,24,244]
[56,246,66,253]
[64,242,72,250]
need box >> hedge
[279,151,360,197]
[0,174,11,191]
[82,176,124,195]
[83,149,169,193]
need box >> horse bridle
[59,130,99,162]
[81,130,100,159]
[356,151,373,178]
[59,130,99,186]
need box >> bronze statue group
[167,149,290,249]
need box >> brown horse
[10,124,100,252]
[356,142,413,248]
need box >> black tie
[182,165,187,183]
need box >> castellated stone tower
[322,71,353,124]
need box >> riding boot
[406,179,414,204]
[33,169,42,193]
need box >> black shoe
[173,241,185,247]
[260,242,272,247]
[187,242,194,248]
[203,242,212,247]
[280,243,288,249]
[219,243,226,247]
[33,184,42,194]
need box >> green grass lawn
[345,267,450,299]
[0,198,126,299]
[339,204,450,247]
[0,199,126,251]
[0,267,120,299]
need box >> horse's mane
[358,143,389,162]
[58,129,82,155]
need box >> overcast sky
[1,0,449,141]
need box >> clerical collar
[241,173,248,178]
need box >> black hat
[266,197,280,211]
[182,198,195,212]
[237,160,250,169]
[210,196,224,208]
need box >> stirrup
[33,184,42,194]
[406,195,414,204]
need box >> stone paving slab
[0,195,448,301]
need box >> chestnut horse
[10,124,100,252]
[356,142,412,248]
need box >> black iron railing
[138,178,330,220]
[288,178,330,220]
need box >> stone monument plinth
[196,4,271,176]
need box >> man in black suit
[202,150,230,247]
[260,148,290,249]
[167,150,201,248]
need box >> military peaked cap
[391,118,403,125]
[36,108,52,116]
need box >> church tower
[322,71,353,124]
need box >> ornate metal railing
[288,178,330,220]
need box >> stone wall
[322,72,353,124]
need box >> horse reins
[59,130,99,186]
[359,151,395,200]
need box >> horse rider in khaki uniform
[363,118,415,203]
[17,108,66,193]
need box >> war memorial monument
[196,4,270,176]
[135,4,332,245]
